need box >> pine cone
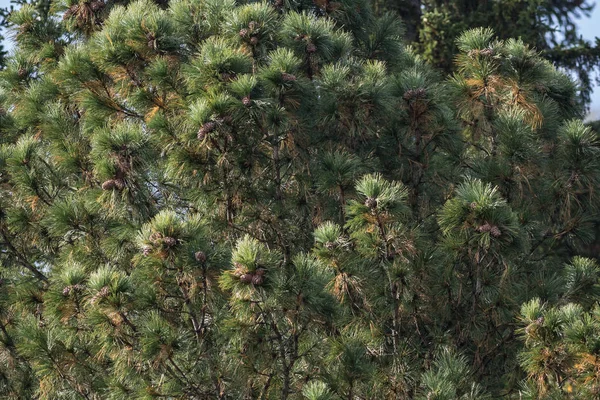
[415,88,426,98]
[102,179,116,190]
[240,274,253,283]
[365,197,377,209]
[149,231,163,244]
[306,43,317,53]
[62,286,73,296]
[251,275,264,285]
[198,121,216,140]
[239,28,249,38]
[281,73,296,82]
[403,89,416,101]
[477,223,491,233]
[255,268,266,276]
[98,286,110,298]
[73,284,85,292]
[242,96,252,107]
[163,236,177,247]
[114,179,125,190]
[195,251,207,263]
[470,201,478,210]
[89,0,105,11]
[489,225,501,238]
[142,245,152,256]
[324,241,336,250]
[250,36,259,46]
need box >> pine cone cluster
[477,222,502,237]
[281,72,297,82]
[149,231,179,248]
[403,88,427,101]
[236,267,266,286]
[62,284,85,296]
[240,21,260,46]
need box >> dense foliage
[0,0,599,398]
[374,0,600,107]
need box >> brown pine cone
[490,225,501,238]
[195,251,207,263]
[240,274,253,283]
[251,275,264,285]
[149,231,163,244]
[403,89,416,101]
[98,286,110,298]
[477,223,492,233]
[365,197,377,209]
[198,121,216,139]
[281,73,296,82]
[163,236,177,247]
[306,43,317,53]
[102,179,116,190]
[90,0,105,11]
[114,179,125,190]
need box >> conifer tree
[0,1,599,399]
[374,0,600,107]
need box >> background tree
[373,0,600,107]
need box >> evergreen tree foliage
[374,0,600,107]
[0,1,599,398]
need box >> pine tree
[374,0,600,107]
[0,1,599,399]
